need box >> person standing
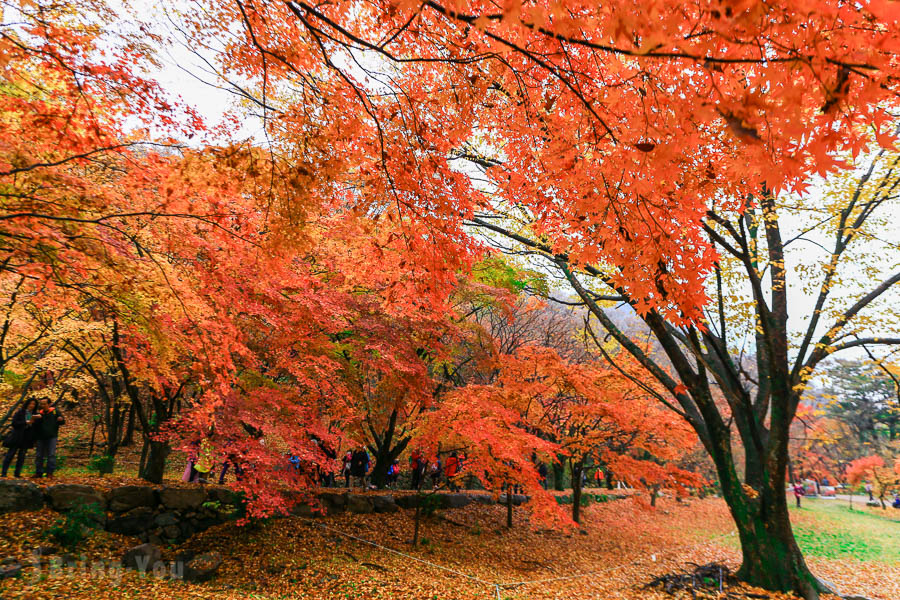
[430,456,442,490]
[32,399,64,478]
[409,449,426,490]
[793,482,804,508]
[350,448,369,488]
[342,451,353,488]
[865,481,874,501]
[2,399,38,477]
[445,452,460,491]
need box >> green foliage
[202,499,240,519]
[419,493,443,516]
[555,492,611,506]
[44,502,104,549]
[472,256,549,296]
[87,454,115,474]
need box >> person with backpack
[32,398,64,478]
[386,459,400,488]
[2,399,38,478]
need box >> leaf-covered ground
[1,493,897,600]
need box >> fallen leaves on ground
[0,495,895,600]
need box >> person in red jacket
[445,451,460,492]
[792,482,804,508]
[409,449,426,490]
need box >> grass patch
[790,498,900,563]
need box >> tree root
[644,562,772,599]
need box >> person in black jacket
[2,399,38,477]
[350,448,369,488]
[32,398,65,478]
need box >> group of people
[335,448,466,491]
[1,398,65,478]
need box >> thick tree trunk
[571,460,583,524]
[718,448,824,600]
[367,409,409,489]
[731,497,822,599]
[140,439,170,484]
[506,485,513,528]
[369,435,409,489]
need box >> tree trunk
[367,410,409,489]
[650,483,660,507]
[121,402,137,446]
[506,484,513,528]
[412,500,421,546]
[140,439,169,484]
[720,459,824,600]
[551,461,565,491]
[571,460,583,524]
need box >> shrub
[45,502,104,549]
[419,493,443,516]
[87,454,115,475]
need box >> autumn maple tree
[845,455,900,509]
[5,0,900,597]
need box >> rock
[46,484,105,512]
[107,507,154,536]
[318,492,347,514]
[498,494,528,506]
[291,502,317,518]
[106,486,157,513]
[154,512,179,527]
[205,486,241,505]
[345,494,374,514]
[179,521,195,538]
[0,480,44,513]
[159,486,207,511]
[174,550,196,565]
[184,552,223,583]
[33,545,58,556]
[395,495,421,509]
[865,500,880,507]
[471,494,494,505]
[123,543,162,572]
[0,561,22,579]
[819,578,839,594]
[441,494,472,509]
[162,525,181,539]
[371,495,399,513]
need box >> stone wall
[0,480,529,544]
[0,480,242,545]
